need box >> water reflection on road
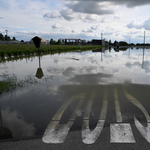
[1,47,150,144]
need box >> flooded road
[1,47,150,146]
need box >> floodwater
[1,47,150,144]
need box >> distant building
[92,39,105,46]
[30,37,48,45]
[59,38,86,45]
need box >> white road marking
[110,123,136,143]
[82,88,108,144]
[134,117,150,143]
[110,87,135,143]
[114,87,122,122]
[124,88,150,143]
[42,93,86,144]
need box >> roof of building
[30,37,47,43]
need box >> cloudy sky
[0,0,150,43]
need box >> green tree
[21,40,24,42]
[12,37,16,40]
[57,39,61,45]
[65,39,67,45]
[109,39,111,45]
[50,38,53,44]
[114,40,118,46]
[119,41,128,46]
[5,35,11,41]
[0,33,4,40]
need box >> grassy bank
[0,44,102,58]
[0,74,37,94]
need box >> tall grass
[0,44,101,58]
[0,74,37,94]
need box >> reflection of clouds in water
[2,108,35,138]
[69,73,113,85]
[63,67,78,77]
[47,67,64,75]
[143,61,150,69]
[47,85,59,95]
[126,61,150,74]
[0,67,8,70]
[86,57,99,64]
[113,69,120,74]
[54,59,64,65]
[126,62,141,69]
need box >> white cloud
[80,14,99,22]
[127,18,150,30]
[60,9,78,21]
[51,23,62,29]
[43,11,61,19]
[82,25,99,33]
[114,15,121,20]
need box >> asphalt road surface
[1,84,150,149]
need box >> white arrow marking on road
[82,88,108,144]
[42,93,85,144]
[110,87,135,143]
[124,88,150,143]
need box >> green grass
[0,74,37,94]
[0,44,102,58]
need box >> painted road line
[114,87,122,122]
[52,93,86,121]
[110,123,136,143]
[124,87,150,143]
[110,87,135,143]
[124,88,150,122]
[82,88,108,144]
[42,93,86,144]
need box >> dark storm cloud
[66,1,114,15]
[62,0,150,8]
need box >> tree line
[109,40,150,46]
[0,33,16,41]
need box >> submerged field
[0,44,102,94]
[0,44,102,58]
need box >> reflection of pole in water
[39,55,41,68]
[101,49,103,62]
[0,107,3,134]
[128,47,130,58]
[35,55,44,79]
[142,47,145,69]
[144,31,146,45]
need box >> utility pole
[144,31,146,45]
[5,30,8,44]
[101,33,103,46]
